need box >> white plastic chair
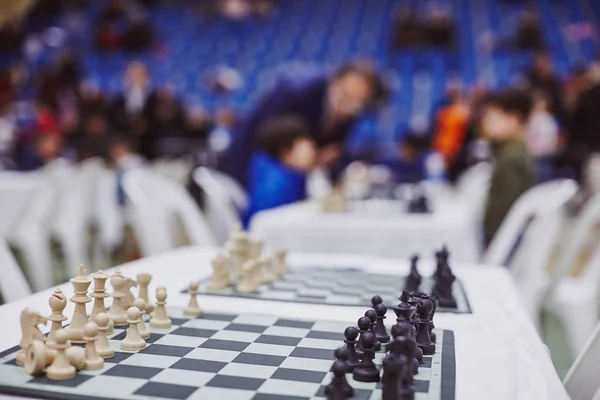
[193,167,246,245]
[123,169,216,256]
[482,180,578,267]
[94,168,125,262]
[563,320,600,400]
[0,231,32,302]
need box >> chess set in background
[191,228,470,314]
[0,264,456,400]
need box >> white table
[0,246,566,400]
[249,196,482,263]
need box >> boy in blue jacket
[243,115,317,227]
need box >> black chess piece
[397,336,416,400]
[425,294,437,343]
[382,338,402,400]
[371,295,383,309]
[356,316,372,354]
[364,309,381,351]
[404,255,421,293]
[399,290,411,306]
[432,262,457,309]
[343,326,360,370]
[352,331,381,383]
[406,294,421,336]
[415,296,436,355]
[391,301,415,325]
[374,303,390,344]
[390,323,420,373]
[325,347,354,400]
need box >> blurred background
[0,0,599,383]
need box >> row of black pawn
[325,292,437,400]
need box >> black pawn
[374,303,390,344]
[381,338,402,400]
[397,337,416,400]
[415,297,436,355]
[404,255,421,293]
[390,323,420,374]
[343,326,360,370]
[325,347,354,400]
[356,316,371,354]
[364,309,381,351]
[371,295,383,308]
[352,332,380,383]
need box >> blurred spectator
[18,132,68,171]
[109,135,145,170]
[243,115,317,226]
[76,80,109,120]
[148,86,186,138]
[564,64,593,113]
[100,0,127,23]
[94,21,121,51]
[515,11,546,51]
[391,9,423,50]
[383,133,430,184]
[223,61,387,187]
[0,19,24,52]
[185,106,213,144]
[525,54,565,122]
[219,0,252,20]
[431,87,471,168]
[482,89,535,246]
[425,8,456,49]
[524,91,559,181]
[34,100,60,136]
[73,113,112,161]
[121,16,154,52]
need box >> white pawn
[236,258,260,294]
[184,281,203,317]
[121,307,146,351]
[207,254,232,291]
[150,287,172,329]
[83,322,104,370]
[47,288,68,346]
[137,273,152,304]
[132,298,151,340]
[107,271,128,327]
[46,329,76,380]
[94,313,115,359]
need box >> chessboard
[186,267,472,314]
[0,308,456,400]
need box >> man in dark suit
[222,61,387,186]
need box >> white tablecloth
[249,196,482,263]
[0,247,567,400]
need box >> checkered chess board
[190,267,471,313]
[0,308,456,400]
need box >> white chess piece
[274,248,289,275]
[94,313,115,359]
[184,281,203,317]
[207,253,232,291]
[17,308,47,366]
[122,277,137,309]
[83,322,104,370]
[24,339,85,375]
[121,307,146,351]
[236,258,261,293]
[46,330,76,380]
[107,271,128,326]
[132,298,151,340]
[47,288,68,346]
[65,265,92,343]
[149,287,172,329]
[136,273,152,304]
[228,224,249,276]
[89,270,114,334]
[259,258,277,284]
[248,240,263,259]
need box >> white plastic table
[0,247,567,400]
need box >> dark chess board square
[109,351,135,363]
[224,323,268,333]
[206,375,265,390]
[273,319,315,329]
[4,358,18,366]
[169,358,227,373]
[170,318,189,326]
[0,345,20,358]
[232,353,286,367]
[254,335,302,347]
[102,364,162,379]
[170,327,218,338]
[271,368,327,383]
[140,344,194,357]
[315,385,373,400]
[289,347,332,360]
[135,381,198,400]
[421,357,433,369]
[28,373,92,387]
[199,339,250,352]
[305,330,343,341]
[202,312,238,321]
[415,379,430,392]
[253,394,310,400]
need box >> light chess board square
[0,309,456,400]
[188,267,472,313]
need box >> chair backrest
[482,179,578,266]
[0,171,42,237]
[456,162,493,198]
[193,167,245,245]
[564,320,600,400]
[123,169,216,256]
